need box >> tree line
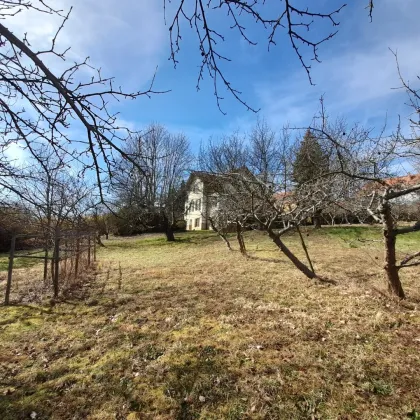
[2,110,419,299]
[1,0,419,299]
[196,109,420,299]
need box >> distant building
[184,171,219,230]
[362,174,420,202]
[184,168,256,230]
[384,174,420,204]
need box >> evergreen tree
[293,129,329,228]
[293,129,329,185]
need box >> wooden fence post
[63,237,68,278]
[87,234,91,266]
[93,233,97,262]
[5,235,16,305]
[43,238,49,283]
[53,229,60,298]
[74,235,80,279]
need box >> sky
[5,0,420,162]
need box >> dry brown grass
[0,228,419,419]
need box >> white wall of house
[185,178,206,230]
[184,177,220,230]
[184,176,221,230]
[392,191,420,204]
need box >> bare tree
[205,169,254,256]
[248,118,287,186]
[391,50,420,167]
[309,107,420,299]
[114,123,190,241]
[16,150,94,233]
[7,147,95,282]
[0,0,385,196]
[199,131,248,174]
[90,205,114,242]
[199,131,335,283]
[0,1,165,202]
[0,0,382,208]
[165,0,347,112]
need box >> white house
[184,171,219,230]
[184,168,260,230]
[387,174,420,204]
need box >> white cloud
[6,0,167,88]
[1,1,169,166]
[255,1,420,131]
[4,142,27,166]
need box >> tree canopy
[293,129,329,186]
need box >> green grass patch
[104,231,219,250]
[322,225,382,241]
[0,251,44,271]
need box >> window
[194,218,200,228]
[196,198,201,211]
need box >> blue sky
[6,0,420,158]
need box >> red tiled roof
[383,174,420,187]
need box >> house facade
[184,167,262,230]
[184,172,218,230]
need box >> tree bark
[381,202,405,299]
[53,229,60,298]
[208,217,232,251]
[296,225,315,274]
[5,235,16,305]
[313,209,322,229]
[96,233,105,247]
[163,213,175,242]
[236,221,247,256]
[266,227,317,279]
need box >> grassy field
[0,227,419,419]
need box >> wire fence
[3,228,96,305]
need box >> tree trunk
[163,214,175,242]
[382,202,405,299]
[96,233,105,247]
[53,229,60,298]
[105,232,109,240]
[43,243,49,283]
[208,217,232,251]
[314,209,322,229]
[5,235,16,305]
[266,227,317,279]
[236,221,247,256]
[296,225,315,274]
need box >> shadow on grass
[105,232,219,250]
[0,338,240,420]
[164,345,240,420]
